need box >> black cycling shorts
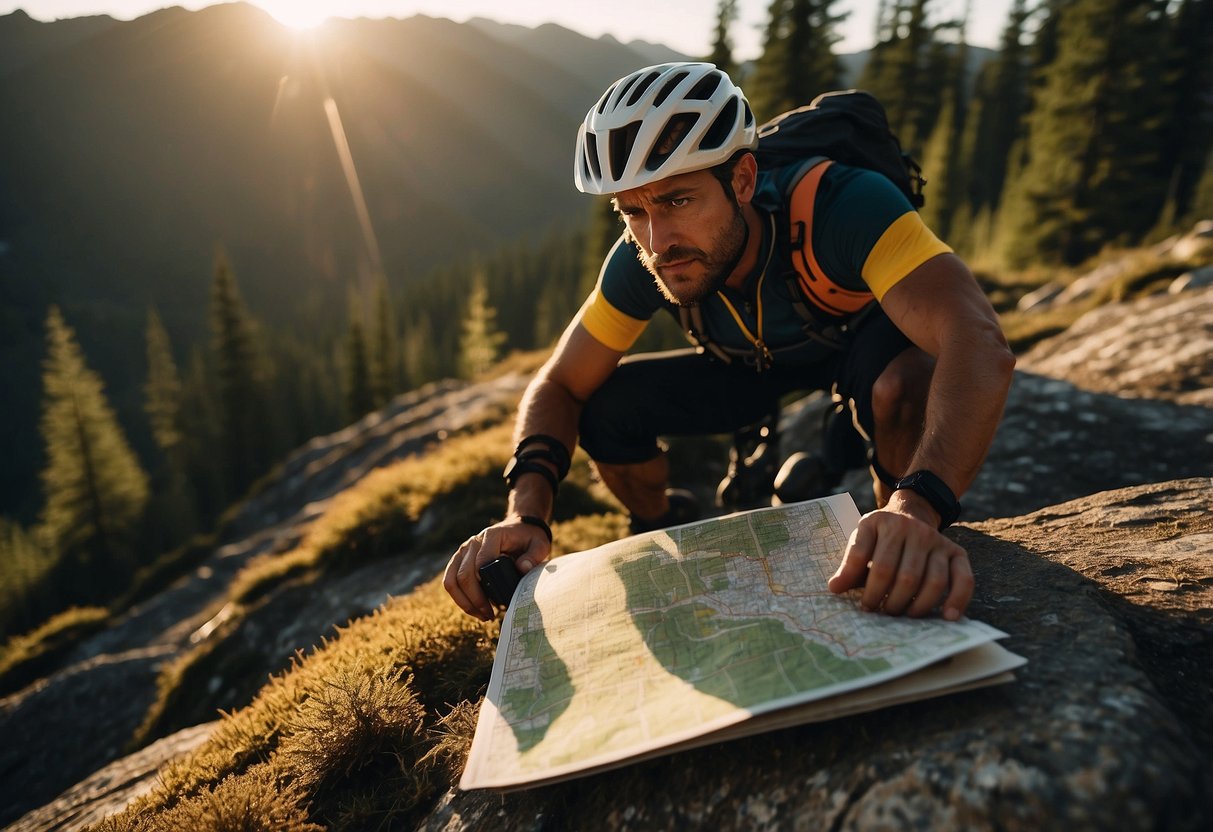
[578,304,916,464]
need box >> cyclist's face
[614,169,747,306]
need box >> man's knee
[871,348,933,428]
[578,384,654,465]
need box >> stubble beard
[638,206,747,307]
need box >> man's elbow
[975,317,1016,389]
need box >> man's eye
[669,197,690,208]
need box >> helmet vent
[699,97,738,151]
[584,131,602,182]
[743,100,754,127]
[609,121,643,182]
[653,71,689,107]
[626,70,662,107]
[645,113,699,172]
[686,72,722,100]
[597,81,619,114]
[611,74,641,110]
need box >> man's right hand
[444,517,553,620]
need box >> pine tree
[458,274,507,379]
[0,516,54,639]
[210,251,270,496]
[178,349,227,524]
[961,0,1031,223]
[345,313,376,421]
[37,306,149,600]
[919,1,971,242]
[369,277,399,409]
[143,308,197,546]
[1185,145,1213,223]
[706,0,740,75]
[748,0,847,122]
[859,0,942,151]
[402,313,441,387]
[997,0,1174,266]
[1160,0,1213,228]
[144,308,184,461]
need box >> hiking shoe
[772,452,843,504]
[629,488,702,534]
[716,409,781,510]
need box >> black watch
[893,470,962,530]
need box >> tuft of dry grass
[92,764,323,832]
[96,500,634,830]
[0,606,110,697]
[98,574,500,830]
[90,405,673,830]
[228,423,518,607]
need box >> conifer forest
[1,0,1210,641]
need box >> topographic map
[461,494,1025,790]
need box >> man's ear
[732,152,758,205]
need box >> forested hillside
[0,0,1210,657]
[0,2,687,523]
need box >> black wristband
[869,452,900,489]
[515,434,571,481]
[517,514,553,543]
[504,459,559,496]
[894,470,962,530]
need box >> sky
[2,0,1015,56]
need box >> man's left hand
[827,507,973,620]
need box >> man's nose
[647,217,678,255]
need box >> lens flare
[256,1,330,30]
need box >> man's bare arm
[829,253,1015,619]
[877,252,1016,499]
[444,321,624,619]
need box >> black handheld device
[478,556,521,607]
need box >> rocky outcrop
[420,478,1213,831]
[5,722,215,832]
[777,367,1213,522]
[0,376,529,829]
[1018,285,1213,407]
[1014,220,1213,312]
[4,247,1212,829]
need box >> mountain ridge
[0,2,688,515]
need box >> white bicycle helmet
[574,62,757,195]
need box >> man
[445,63,1015,623]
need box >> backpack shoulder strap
[679,304,738,365]
[784,158,876,317]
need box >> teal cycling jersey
[579,161,950,366]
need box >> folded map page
[461,493,1026,791]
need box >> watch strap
[894,470,962,530]
[517,514,553,543]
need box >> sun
[255,1,332,30]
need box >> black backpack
[754,89,925,209]
[679,89,926,367]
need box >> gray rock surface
[419,479,1213,831]
[5,722,215,832]
[776,369,1213,522]
[0,376,529,829]
[5,248,1213,830]
[1019,285,1213,407]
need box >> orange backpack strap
[786,159,875,316]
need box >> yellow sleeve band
[578,288,648,352]
[862,211,953,300]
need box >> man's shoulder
[597,234,666,317]
[755,160,911,213]
[600,234,653,287]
